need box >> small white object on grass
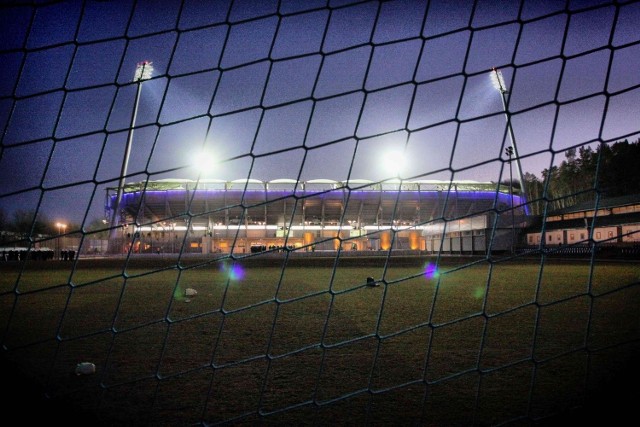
[75,362,96,375]
[185,288,198,297]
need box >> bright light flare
[490,67,506,93]
[220,262,245,282]
[134,60,154,81]
[473,286,485,299]
[424,262,439,279]
[383,150,407,178]
[193,151,217,175]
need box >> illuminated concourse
[106,178,526,255]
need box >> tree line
[0,209,108,245]
[0,209,60,236]
[523,138,640,215]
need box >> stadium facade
[105,179,527,255]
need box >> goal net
[1,1,639,425]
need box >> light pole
[491,67,527,211]
[108,61,154,251]
[122,223,128,255]
[506,146,515,254]
[56,222,66,260]
[171,222,176,253]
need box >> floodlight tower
[491,67,527,211]
[108,61,154,248]
[56,222,67,260]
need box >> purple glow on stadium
[115,188,524,205]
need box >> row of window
[528,229,620,244]
[547,203,640,222]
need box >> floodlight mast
[108,61,154,250]
[491,67,527,214]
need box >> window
[564,212,583,220]
[596,232,601,239]
[580,233,585,240]
[547,234,552,241]
[608,231,614,238]
[570,234,574,240]
[528,235,533,243]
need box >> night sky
[1,0,639,227]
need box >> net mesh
[1,0,640,425]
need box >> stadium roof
[110,178,509,193]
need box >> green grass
[1,256,639,425]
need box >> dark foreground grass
[1,255,639,426]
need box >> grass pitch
[1,255,639,425]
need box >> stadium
[106,178,527,255]
[4,1,640,424]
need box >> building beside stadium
[525,193,640,247]
[105,178,527,255]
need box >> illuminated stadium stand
[105,179,527,255]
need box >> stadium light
[108,61,154,250]
[490,67,507,94]
[491,67,527,214]
[383,150,407,178]
[193,150,217,177]
[134,60,154,82]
